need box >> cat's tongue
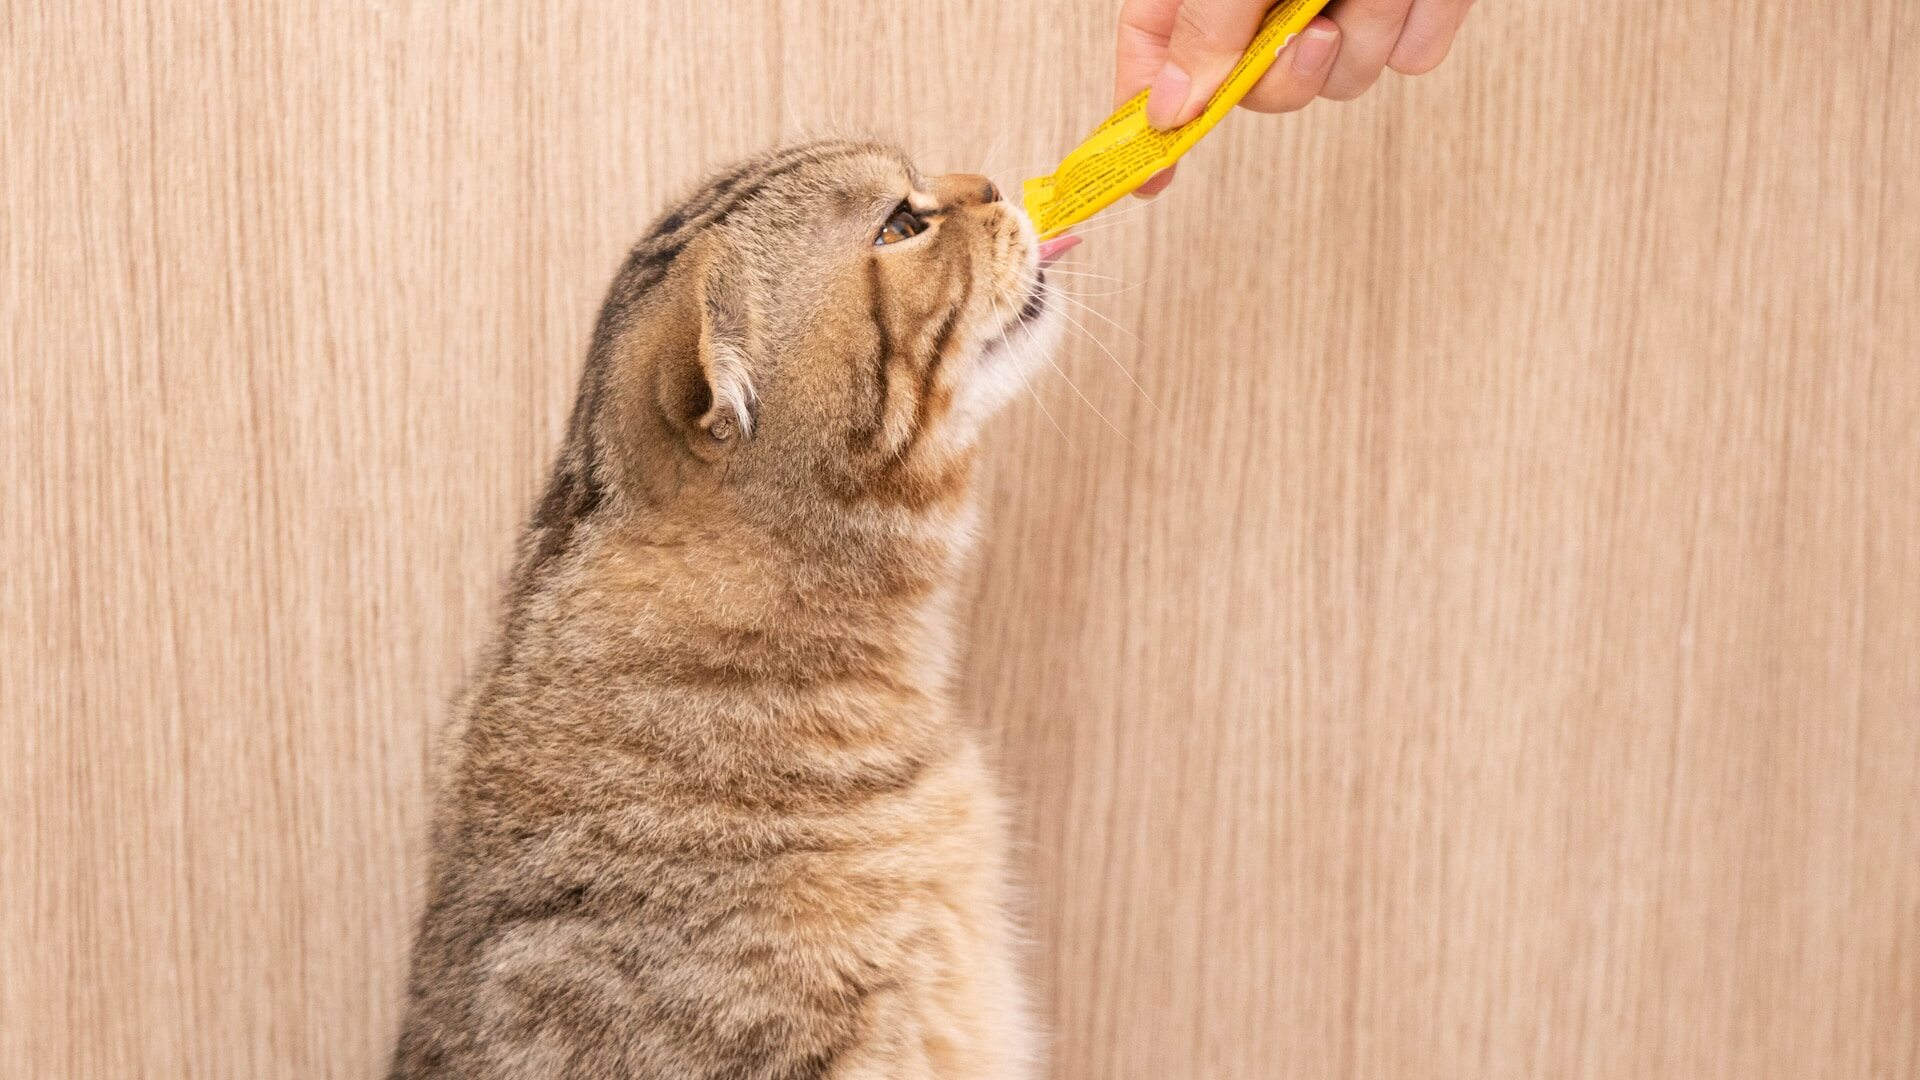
[1037,234,1082,266]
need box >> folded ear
[579,241,764,511]
[632,246,760,466]
[692,265,758,447]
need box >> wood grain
[5,1,1916,1077]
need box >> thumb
[1115,0,1182,104]
[1146,0,1268,129]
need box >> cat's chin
[956,221,1068,429]
[983,286,1062,368]
[955,301,1062,431]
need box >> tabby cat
[388,139,1072,1079]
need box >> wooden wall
[5,1,1916,1076]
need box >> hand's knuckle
[1172,5,1238,54]
[1348,0,1414,28]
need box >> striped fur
[389,140,1063,1079]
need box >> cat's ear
[595,242,761,505]
[641,249,759,465]
[648,249,760,465]
[691,267,758,450]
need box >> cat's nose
[932,173,1001,209]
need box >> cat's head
[544,139,1065,550]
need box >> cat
[387,139,1070,1079]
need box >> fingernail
[1145,62,1191,130]
[1132,167,1174,199]
[1293,26,1338,75]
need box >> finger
[1116,0,1182,105]
[1240,17,1342,114]
[1145,0,1270,129]
[1387,0,1464,74]
[1321,0,1415,101]
[1132,165,1178,199]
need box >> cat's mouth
[1012,234,1083,323]
[983,282,1052,355]
[1015,281,1049,323]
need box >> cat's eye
[875,204,924,246]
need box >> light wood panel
[5,1,1916,1077]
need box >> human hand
[1114,0,1474,195]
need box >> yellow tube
[1023,0,1334,239]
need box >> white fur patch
[708,340,757,438]
[949,303,1064,437]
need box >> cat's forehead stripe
[617,143,887,299]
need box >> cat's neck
[526,492,977,693]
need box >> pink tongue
[1037,234,1082,265]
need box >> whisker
[1043,287,1162,417]
[1013,355,1075,443]
[1006,305,1078,447]
[1054,199,1169,233]
[991,295,1072,447]
[1050,207,1161,238]
[1019,372,1074,448]
[1050,288,1146,347]
[780,82,802,138]
[1050,283,1146,299]
[1023,311,1133,446]
[1054,214,1157,239]
[1076,195,1165,223]
[1041,272,1149,298]
[1043,273,1147,298]
[987,294,1013,347]
[980,132,1008,182]
[826,90,845,139]
[1040,268,1140,285]
[1047,352,1133,445]
[983,288,1128,443]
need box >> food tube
[1024,0,1335,239]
